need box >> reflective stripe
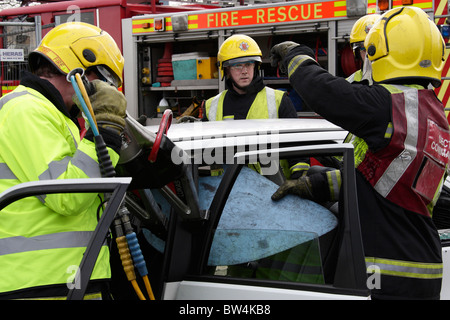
[346,69,363,83]
[384,122,393,139]
[0,231,101,256]
[326,170,341,201]
[15,292,102,300]
[36,150,101,203]
[290,162,310,173]
[208,93,222,121]
[366,257,443,279]
[38,150,101,181]
[374,87,418,197]
[0,163,17,180]
[288,55,315,78]
[67,123,78,148]
[0,91,29,110]
[265,87,277,119]
[38,156,71,181]
[346,72,356,83]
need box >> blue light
[441,25,450,38]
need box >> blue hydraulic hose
[69,75,100,137]
[126,232,148,277]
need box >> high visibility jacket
[358,84,450,217]
[346,69,363,83]
[205,86,308,177]
[0,85,119,296]
[205,87,283,120]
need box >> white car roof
[146,118,347,153]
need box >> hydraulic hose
[69,69,154,300]
[120,208,155,300]
[114,218,146,300]
[69,71,99,136]
[70,72,115,178]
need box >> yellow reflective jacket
[0,85,119,295]
[205,87,283,120]
[204,86,306,177]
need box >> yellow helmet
[217,34,262,77]
[29,22,124,87]
[365,7,444,88]
[350,14,381,49]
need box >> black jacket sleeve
[284,46,392,153]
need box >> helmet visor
[95,65,121,88]
[223,56,262,68]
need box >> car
[126,116,450,300]
[1,117,449,300]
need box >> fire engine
[0,0,219,96]
[121,0,450,122]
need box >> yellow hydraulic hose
[116,236,146,300]
[143,275,155,300]
[131,280,146,301]
[74,73,98,131]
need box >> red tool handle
[149,109,173,163]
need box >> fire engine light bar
[154,18,165,31]
[172,14,189,32]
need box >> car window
[207,229,325,284]
[200,165,338,285]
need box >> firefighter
[0,22,126,299]
[347,13,381,84]
[205,34,310,178]
[270,7,449,300]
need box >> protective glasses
[229,61,255,72]
[93,65,121,88]
[352,41,366,52]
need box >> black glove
[176,116,201,123]
[271,176,314,201]
[270,41,300,74]
[136,114,148,125]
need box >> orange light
[378,0,390,10]
[401,0,413,5]
[154,18,165,31]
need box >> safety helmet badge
[239,41,250,52]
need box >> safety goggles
[229,61,255,72]
[352,41,366,52]
[93,65,121,88]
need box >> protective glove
[176,115,201,123]
[271,175,315,201]
[73,79,127,134]
[270,41,300,74]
